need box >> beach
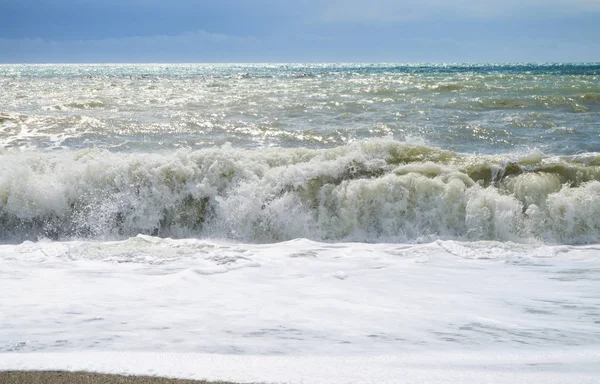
[0,372,225,384]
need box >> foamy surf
[2,140,600,244]
[1,236,600,383]
[1,237,599,353]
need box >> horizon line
[1,61,600,65]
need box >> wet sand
[0,371,238,384]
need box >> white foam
[1,238,599,353]
[2,143,600,244]
[1,237,600,382]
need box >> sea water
[1,63,599,383]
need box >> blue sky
[1,0,599,62]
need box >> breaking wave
[2,140,600,244]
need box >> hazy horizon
[2,61,600,65]
[2,0,600,63]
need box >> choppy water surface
[1,63,599,153]
[1,63,600,244]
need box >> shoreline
[0,371,238,384]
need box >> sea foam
[2,140,599,244]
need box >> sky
[1,0,599,63]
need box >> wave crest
[1,141,600,244]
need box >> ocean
[1,63,600,383]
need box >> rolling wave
[1,140,600,244]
